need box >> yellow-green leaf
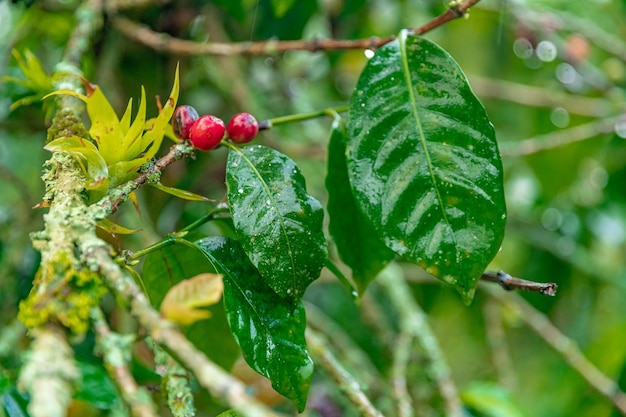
[131,65,180,160]
[160,273,224,326]
[122,87,147,157]
[97,218,142,235]
[150,182,211,201]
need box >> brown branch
[481,271,558,296]
[111,0,481,56]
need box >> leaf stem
[324,258,358,301]
[259,105,349,130]
[129,207,229,260]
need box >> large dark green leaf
[346,32,506,302]
[142,242,239,369]
[326,117,395,294]
[195,237,312,412]
[226,145,327,299]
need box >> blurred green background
[1,0,626,416]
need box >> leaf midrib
[398,31,457,252]
[230,146,298,291]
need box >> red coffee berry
[227,112,259,144]
[189,115,226,151]
[172,105,199,140]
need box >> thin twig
[111,0,481,56]
[499,115,619,157]
[485,286,626,416]
[468,75,614,118]
[306,328,385,417]
[91,307,158,417]
[481,271,558,296]
[377,266,464,417]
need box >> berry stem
[259,105,349,130]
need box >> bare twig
[499,116,619,157]
[485,287,626,415]
[481,271,558,296]
[306,328,385,417]
[378,265,464,417]
[468,75,614,118]
[111,0,481,56]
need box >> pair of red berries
[172,105,259,151]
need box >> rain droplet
[238,188,244,194]
[550,107,570,128]
[536,40,557,62]
[513,38,533,59]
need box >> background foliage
[1,0,626,416]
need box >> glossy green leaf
[142,241,239,369]
[326,117,395,294]
[346,32,506,302]
[150,182,211,201]
[226,144,327,299]
[195,236,313,412]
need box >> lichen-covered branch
[153,343,196,417]
[17,325,80,417]
[91,307,158,417]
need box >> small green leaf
[326,117,395,294]
[150,182,211,201]
[226,144,327,299]
[142,241,239,369]
[160,273,224,326]
[97,218,142,235]
[346,32,506,302]
[195,237,313,412]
